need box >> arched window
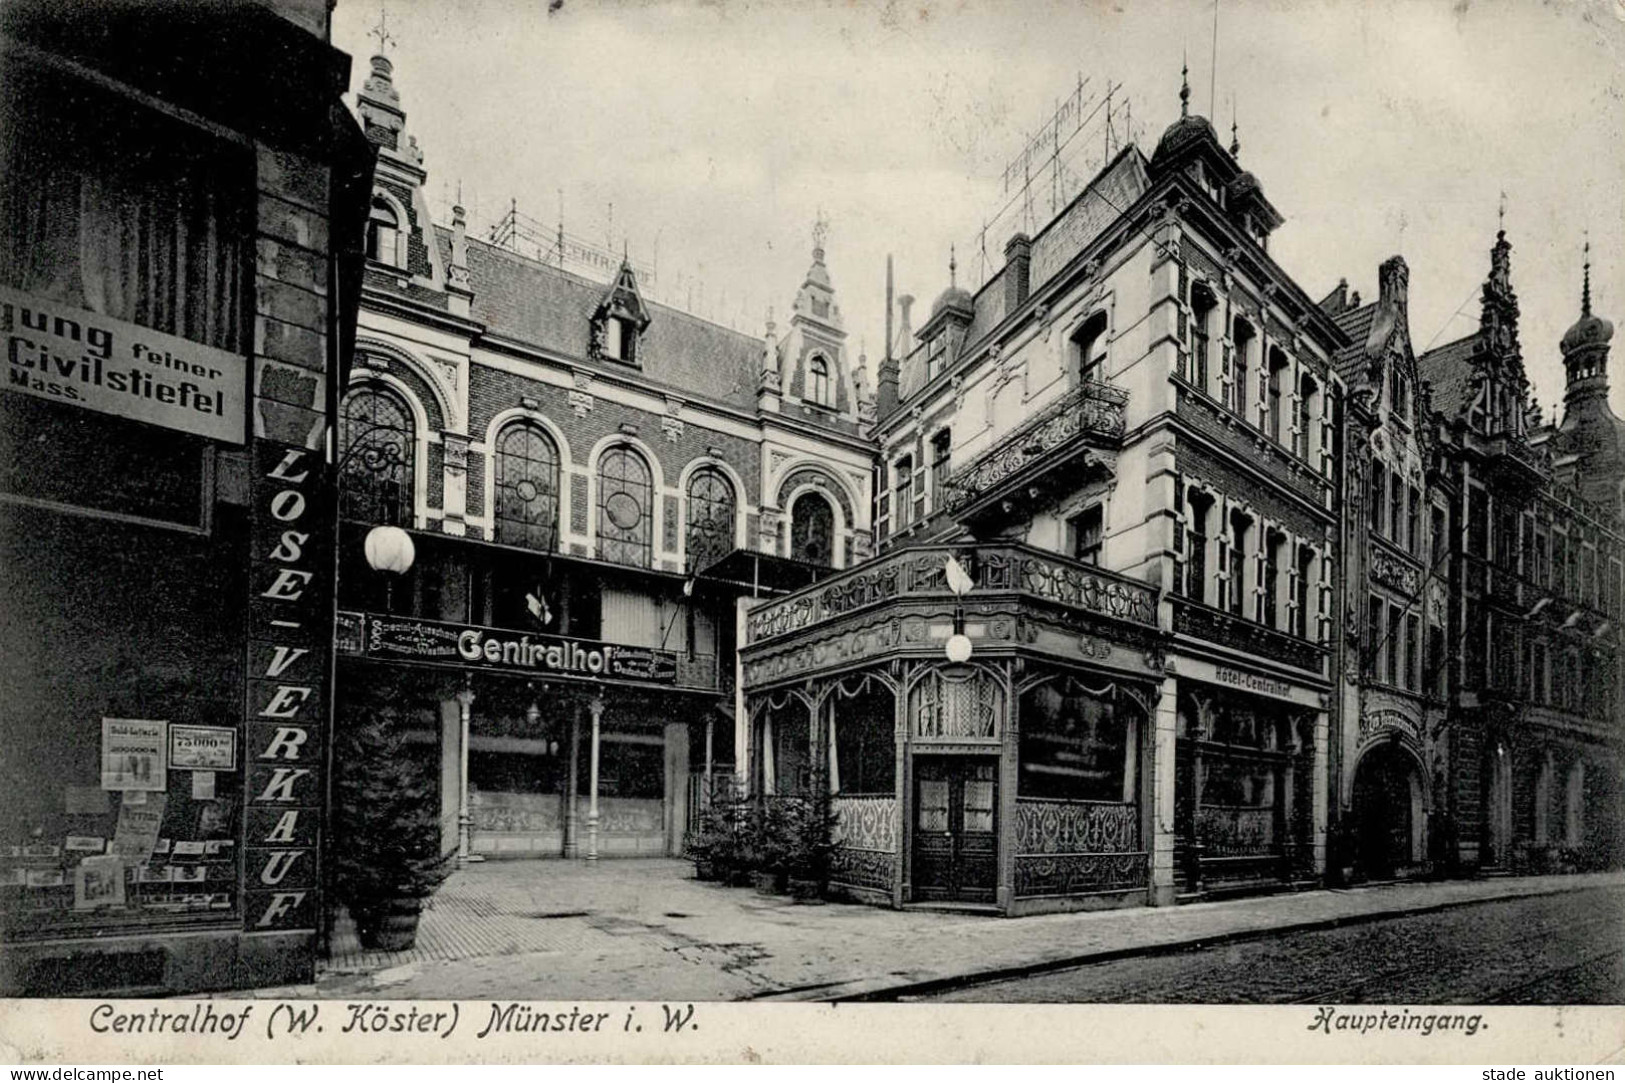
[808,355,833,407]
[493,422,560,551]
[1297,372,1318,460]
[1266,347,1289,443]
[339,384,414,526]
[1185,491,1211,602]
[1072,311,1109,383]
[597,445,654,567]
[789,491,835,566]
[366,195,400,267]
[685,467,736,572]
[1231,317,1255,420]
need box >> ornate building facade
[1332,231,1625,881]
[739,78,1345,914]
[332,54,876,863]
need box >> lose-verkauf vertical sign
[1,285,246,443]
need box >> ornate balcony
[745,542,1159,646]
[943,380,1128,528]
[1169,595,1325,673]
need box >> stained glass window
[789,491,835,566]
[493,423,560,551]
[685,467,735,573]
[339,384,414,526]
[597,445,653,567]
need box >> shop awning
[692,548,833,596]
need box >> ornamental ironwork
[832,795,896,853]
[1170,595,1323,673]
[597,444,653,567]
[339,385,413,525]
[1013,852,1148,896]
[745,543,1158,645]
[685,467,735,573]
[1014,798,1139,854]
[943,380,1128,512]
[493,422,561,551]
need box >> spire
[1229,105,1239,157]
[949,244,958,289]
[1179,55,1190,118]
[1582,235,1592,318]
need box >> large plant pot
[751,870,786,895]
[693,859,717,882]
[355,897,424,952]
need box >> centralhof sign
[1,285,246,443]
[352,614,679,685]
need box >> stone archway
[1351,739,1426,878]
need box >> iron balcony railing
[1169,594,1326,673]
[941,380,1129,513]
[745,542,1159,645]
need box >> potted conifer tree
[332,704,453,951]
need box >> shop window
[596,445,653,568]
[579,737,664,800]
[807,355,833,408]
[684,466,735,573]
[339,384,415,526]
[1072,311,1109,384]
[493,422,560,552]
[789,491,835,567]
[1070,504,1104,566]
[832,682,895,795]
[366,195,402,268]
[1018,679,1132,802]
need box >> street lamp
[363,524,415,575]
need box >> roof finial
[368,6,396,55]
[1583,233,1592,318]
[812,209,829,259]
[1229,102,1239,157]
[1497,190,1507,237]
[1179,54,1190,118]
[949,244,958,288]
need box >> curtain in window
[0,70,246,352]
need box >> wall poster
[100,718,167,792]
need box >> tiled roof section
[432,223,453,272]
[1027,148,1151,294]
[1331,303,1377,383]
[1418,334,1479,419]
[964,266,1008,348]
[466,238,761,409]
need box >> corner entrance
[1352,742,1425,878]
[911,756,998,903]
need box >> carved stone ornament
[568,389,594,418]
[441,432,470,471]
[661,416,684,442]
[572,368,594,392]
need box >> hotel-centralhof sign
[2,285,246,443]
[339,613,680,685]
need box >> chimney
[1004,233,1032,312]
[1378,255,1409,308]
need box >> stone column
[1311,706,1330,875]
[440,432,470,537]
[1149,673,1179,906]
[587,695,604,862]
[455,684,476,866]
[564,707,581,857]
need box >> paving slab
[243,861,1625,1002]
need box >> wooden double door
[911,756,998,903]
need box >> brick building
[0,0,372,993]
[332,54,876,863]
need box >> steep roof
[1331,302,1378,383]
[465,237,762,410]
[1418,334,1478,420]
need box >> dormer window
[808,354,833,407]
[367,195,402,268]
[927,335,947,380]
[602,316,634,363]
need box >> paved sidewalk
[263,861,1623,1002]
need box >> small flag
[944,556,975,597]
[526,591,553,626]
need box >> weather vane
[369,7,396,55]
[812,210,829,253]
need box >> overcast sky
[333,0,1625,421]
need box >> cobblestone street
[256,861,1625,1003]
